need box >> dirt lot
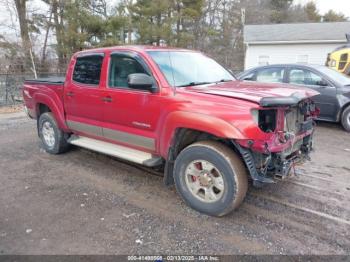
[0,112,349,255]
[0,104,23,114]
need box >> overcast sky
[295,0,350,15]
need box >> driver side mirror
[128,73,158,93]
[316,79,329,87]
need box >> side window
[242,71,255,81]
[289,69,306,85]
[73,55,103,85]
[307,71,324,86]
[339,53,348,71]
[109,54,148,88]
[289,69,323,86]
[256,68,285,83]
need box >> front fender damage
[232,133,314,188]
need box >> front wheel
[174,141,248,217]
[38,112,70,154]
[341,106,350,132]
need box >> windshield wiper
[216,79,234,83]
[177,81,212,87]
[177,79,234,87]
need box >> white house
[244,22,350,70]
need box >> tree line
[1,0,348,75]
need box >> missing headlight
[252,109,277,133]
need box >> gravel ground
[0,105,23,114]
[0,113,349,255]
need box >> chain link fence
[0,73,66,106]
[0,58,67,106]
[0,74,24,106]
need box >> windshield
[147,51,235,87]
[317,66,350,85]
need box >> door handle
[102,96,113,102]
[66,91,74,97]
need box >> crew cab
[22,46,319,216]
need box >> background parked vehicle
[238,64,350,132]
[326,34,350,76]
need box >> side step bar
[68,136,163,167]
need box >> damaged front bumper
[234,97,317,187]
[233,132,314,187]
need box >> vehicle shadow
[315,120,346,132]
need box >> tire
[174,141,248,217]
[341,106,350,132]
[38,112,70,154]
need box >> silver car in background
[238,64,350,132]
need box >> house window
[296,55,309,64]
[258,56,270,66]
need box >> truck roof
[76,45,195,56]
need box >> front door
[287,67,338,121]
[101,52,162,153]
[64,54,105,137]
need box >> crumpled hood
[185,80,319,106]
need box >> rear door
[287,67,338,120]
[64,53,105,137]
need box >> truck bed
[25,77,65,85]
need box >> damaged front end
[235,96,318,187]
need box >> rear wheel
[174,141,248,217]
[38,112,70,154]
[341,106,350,132]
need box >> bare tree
[51,0,66,69]
[13,0,31,67]
[41,5,53,68]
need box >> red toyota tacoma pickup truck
[23,46,319,216]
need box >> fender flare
[158,111,245,157]
[33,92,69,131]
